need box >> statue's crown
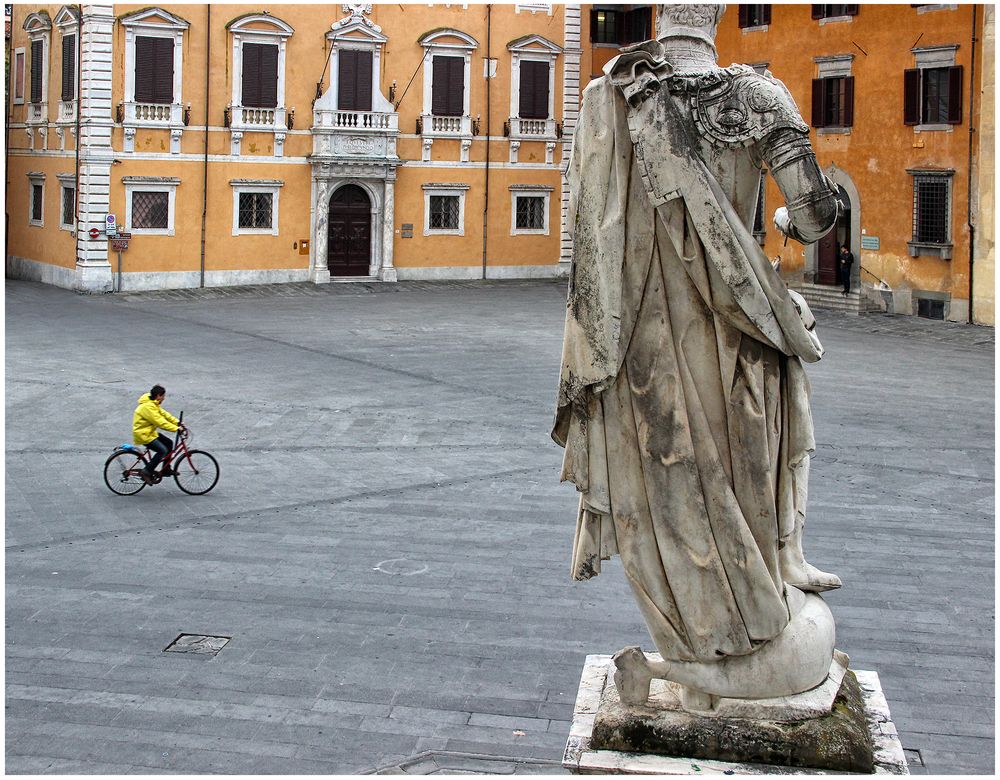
[655,4,726,47]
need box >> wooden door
[816,227,838,285]
[328,185,371,277]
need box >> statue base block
[564,654,908,775]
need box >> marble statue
[553,4,844,712]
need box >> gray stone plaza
[5,278,994,774]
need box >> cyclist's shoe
[140,469,155,485]
[160,467,173,477]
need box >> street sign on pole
[111,238,130,253]
[105,214,117,236]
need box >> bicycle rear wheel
[173,450,219,495]
[104,450,147,495]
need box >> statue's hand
[773,206,792,236]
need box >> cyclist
[133,384,184,484]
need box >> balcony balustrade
[420,113,472,138]
[26,102,47,124]
[507,116,558,140]
[124,101,184,126]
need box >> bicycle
[103,413,219,496]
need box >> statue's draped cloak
[553,70,825,664]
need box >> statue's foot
[612,646,654,706]
[782,557,842,593]
[679,685,720,712]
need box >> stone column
[379,175,397,281]
[75,3,116,293]
[311,177,331,284]
[558,4,582,276]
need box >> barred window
[912,175,950,244]
[515,196,545,230]
[131,190,169,230]
[31,184,43,223]
[429,195,460,230]
[238,192,273,229]
[61,186,75,228]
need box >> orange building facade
[713,3,992,323]
[6,3,582,291]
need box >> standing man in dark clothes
[839,244,854,296]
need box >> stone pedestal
[75,262,113,293]
[564,653,908,775]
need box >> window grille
[132,191,169,229]
[31,184,43,222]
[912,176,949,244]
[515,196,545,230]
[238,192,273,229]
[61,186,75,227]
[917,298,945,320]
[429,195,460,230]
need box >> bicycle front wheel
[104,450,147,495]
[174,450,219,495]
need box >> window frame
[23,13,52,125]
[812,4,859,23]
[905,46,962,130]
[228,13,294,145]
[907,168,954,259]
[509,186,552,236]
[54,5,80,123]
[422,183,469,236]
[27,173,46,227]
[230,179,283,236]
[12,47,26,105]
[507,34,562,142]
[739,4,772,30]
[123,176,180,236]
[57,173,76,232]
[120,7,190,150]
[418,29,478,139]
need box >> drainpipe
[966,4,977,324]
[199,5,210,288]
[74,6,82,277]
[481,4,492,280]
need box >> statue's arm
[760,128,839,244]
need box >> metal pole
[117,250,122,292]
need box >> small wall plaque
[861,235,880,251]
[401,223,414,238]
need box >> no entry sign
[88,227,101,239]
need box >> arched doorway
[816,186,851,286]
[328,184,372,277]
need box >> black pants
[145,433,173,472]
[842,270,852,295]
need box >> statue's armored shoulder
[688,65,809,148]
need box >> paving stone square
[5,278,994,774]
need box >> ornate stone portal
[554,5,900,773]
[310,5,400,282]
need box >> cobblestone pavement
[6,279,994,774]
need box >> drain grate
[164,633,231,655]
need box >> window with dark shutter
[338,49,373,112]
[242,42,278,109]
[903,68,920,124]
[519,60,549,120]
[14,50,25,101]
[906,65,963,126]
[813,4,858,19]
[30,39,43,104]
[432,56,464,117]
[812,77,853,127]
[62,35,76,101]
[135,36,174,104]
[624,7,651,43]
[740,5,771,28]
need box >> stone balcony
[312,107,400,163]
[26,101,47,125]
[420,113,473,138]
[507,116,558,140]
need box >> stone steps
[792,283,863,314]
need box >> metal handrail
[860,265,891,290]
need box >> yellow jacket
[133,393,180,445]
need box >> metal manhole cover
[164,633,231,655]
